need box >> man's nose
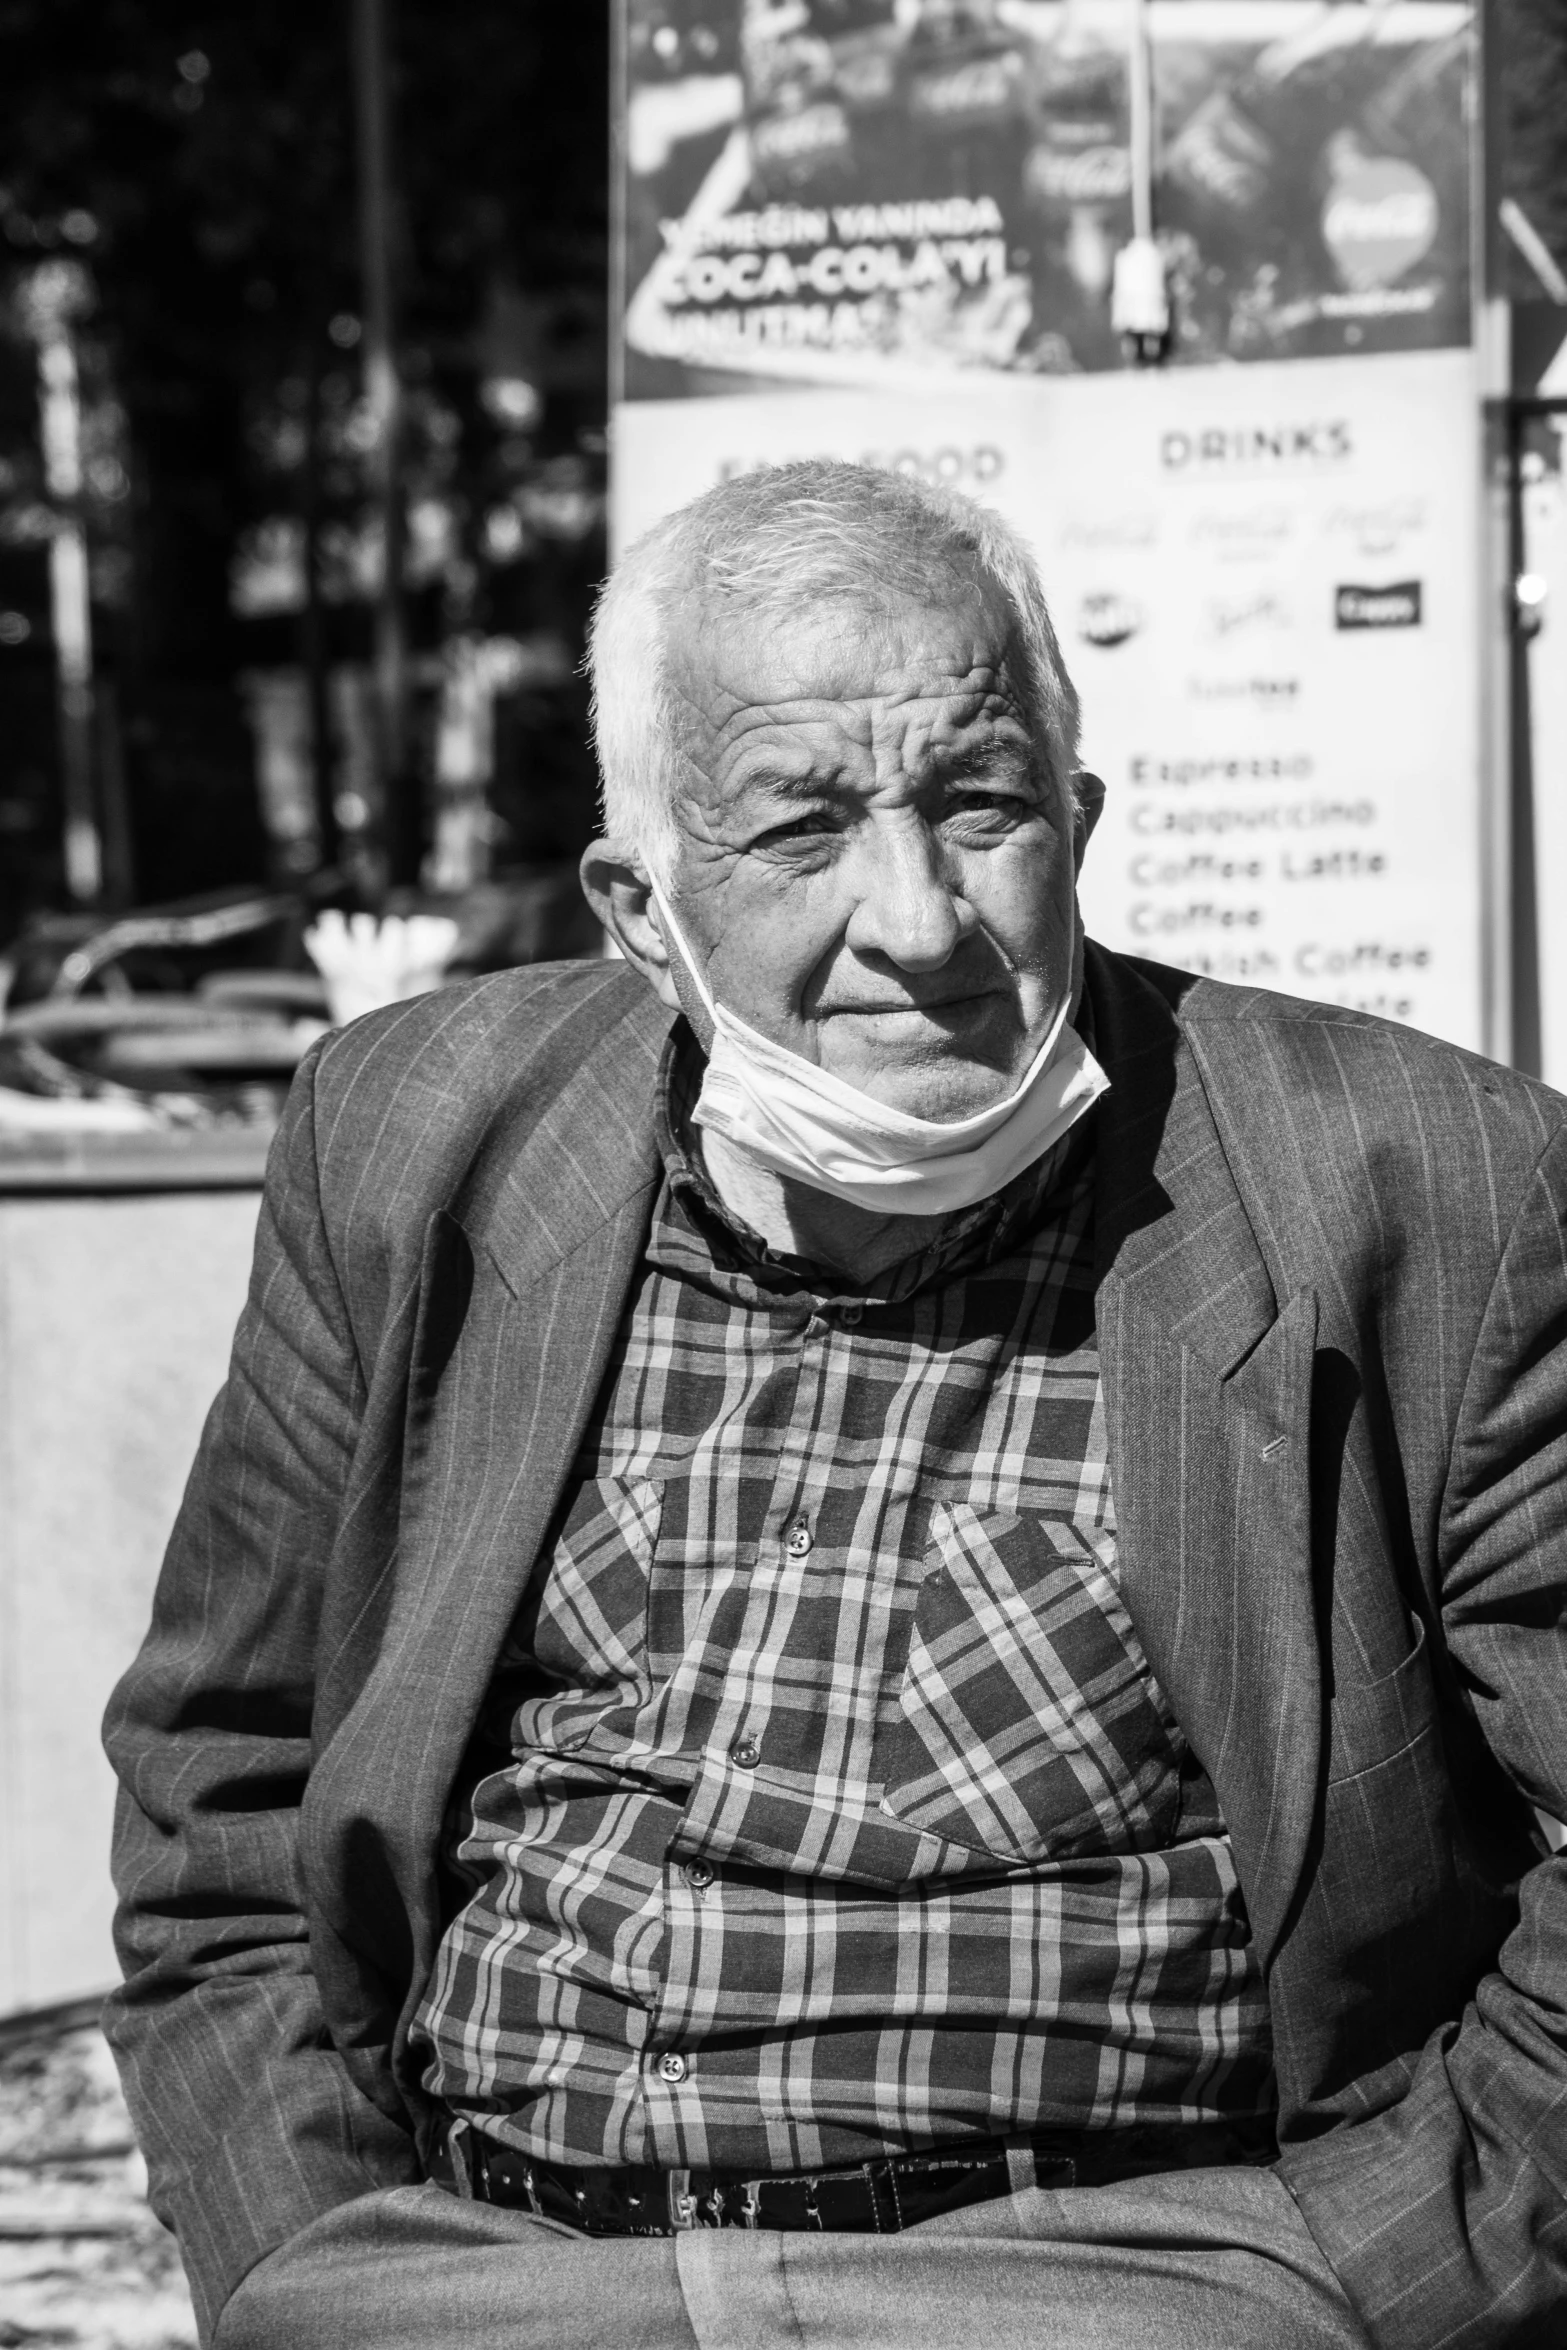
[842,821,973,971]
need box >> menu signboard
[614,1,1483,1050]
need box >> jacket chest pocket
[875,1502,1184,1866]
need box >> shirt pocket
[875,1501,1183,1866]
[506,1474,664,1751]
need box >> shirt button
[784,1515,813,1558]
[840,1301,863,1326]
[730,1736,761,1769]
[657,2052,688,2084]
[682,1858,714,1889]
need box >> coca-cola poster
[617,1,1474,397]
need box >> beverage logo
[909,50,1024,127]
[1188,506,1293,559]
[1204,591,1292,639]
[1060,513,1158,552]
[1335,581,1422,630]
[1077,591,1143,648]
[1188,676,1300,708]
[1322,157,1439,293]
[834,45,898,109]
[1324,499,1427,558]
[1163,89,1273,215]
[1162,423,1352,472]
[1024,143,1132,205]
[752,103,851,172]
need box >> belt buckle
[668,2169,731,2229]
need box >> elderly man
[107,463,1566,2350]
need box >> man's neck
[700,1130,954,1281]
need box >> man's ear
[579,840,682,1011]
[1070,770,1106,871]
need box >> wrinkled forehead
[663,561,1032,738]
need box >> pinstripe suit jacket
[105,943,1567,2347]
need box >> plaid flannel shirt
[412,1033,1273,2173]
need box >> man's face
[653,569,1093,1122]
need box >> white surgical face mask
[649,880,1109,1218]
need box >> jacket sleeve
[1282,1122,1567,2350]
[103,1044,421,2344]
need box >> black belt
[443,2115,1277,2237]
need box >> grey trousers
[213,2165,1371,2350]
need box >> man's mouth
[820,990,997,1020]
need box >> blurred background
[0,0,610,996]
[0,4,1565,2342]
[0,7,611,2338]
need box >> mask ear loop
[647,877,723,1025]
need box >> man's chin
[826,1056,1023,1125]
[816,1008,1030,1122]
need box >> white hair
[587,460,1082,880]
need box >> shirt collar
[650,1000,1098,1306]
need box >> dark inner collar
[650,994,1098,1304]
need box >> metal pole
[1476,0,1513,1065]
[1128,0,1153,248]
[1110,0,1167,358]
[1506,396,1541,1076]
[351,0,416,890]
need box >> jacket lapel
[1090,950,1322,1972]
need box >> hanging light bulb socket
[1111,234,1169,362]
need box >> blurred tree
[0,0,609,936]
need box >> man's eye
[753,812,839,850]
[946,792,1026,825]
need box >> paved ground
[0,1999,196,2350]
